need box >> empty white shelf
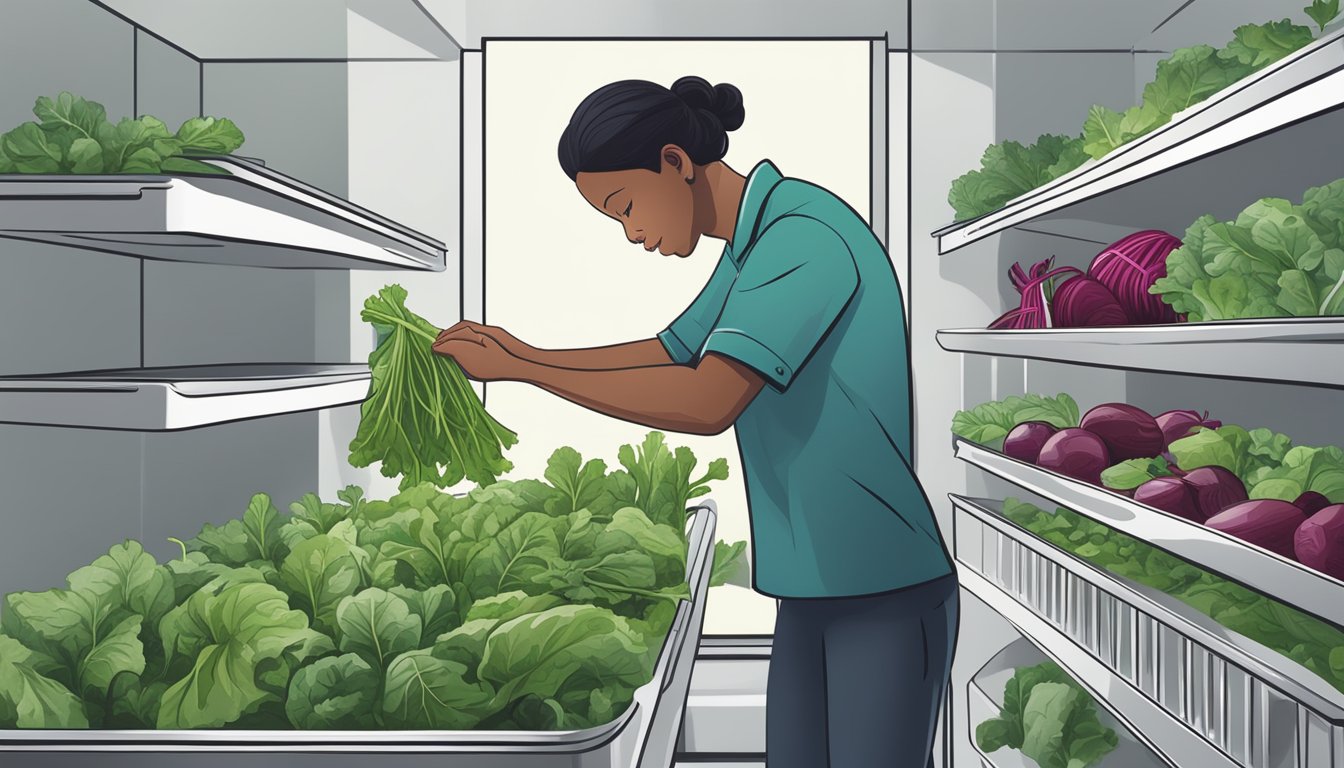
[932,26,1344,254]
[954,437,1344,631]
[0,364,371,430]
[937,319,1344,389]
[0,157,446,271]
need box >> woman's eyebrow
[603,187,625,210]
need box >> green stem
[362,309,438,344]
[167,537,188,561]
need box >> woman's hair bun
[671,75,745,132]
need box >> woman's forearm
[516,338,674,370]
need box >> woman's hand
[436,321,533,358]
[431,326,524,382]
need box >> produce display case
[936,319,1344,390]
[0,503,718,768]
[954,494,1344,768]
[969,637,1169,768]
[953,436,1344,630]
[0,364,373,430]
[0,156,447,271]
[931,24,1344,254]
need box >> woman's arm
[437,321,672,369]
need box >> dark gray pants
[766,573,959,768]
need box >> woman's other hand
[436,321,533,357]
[431,326,523,382]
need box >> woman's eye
[623,202,632,218]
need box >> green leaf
[0,635,89,728]
[67,137,104,173]
[242,493,285,564]
[1143,45,1251,117]
[1081,105,1124,159]
[1101,457,1174,491]
[947,134,1087,221]
[285,653,378,729]
[279,533,363,634]
[389,584,458,641]
[175,116,245,154]
[951,394,1080,450]
[381,649,494,729]
[544,447,608,515]
[1306,0,1341,31]
[1219,21,1315,69]
[33,93,106,140]
[465,591,565,624]
[710,540,751,588]
[2,123,62,173]
[95,116,172,173]
[462,512,560,598]
[1277,270,1322,316]
[335,588,421,671]
[1021,681,1078,768]
[1303,180,1344,250]
[157,582,320,729]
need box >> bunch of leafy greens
[947,1,1342,222]
[0,434,749,730]
[951,393,1080,451]
[0,92,244,175]
[1149,178,1344,321]
[1001,498,1344,694]
[976,660,1118,768]
[349,285,518,489]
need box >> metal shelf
[959,567,1243,768]
[937,319,1344,389]
[0,157,446,271]
[954,436,1344,631]
[931,26,1344,254]
[0,364,372,431]
[969,637,1171,768]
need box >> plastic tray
[0,503,718,767]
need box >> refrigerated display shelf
[0,363,372,430]
[0,505,718,767]
[931,26,1344,254]
[969,637,1170,768]
[954,436,1344,631]
[937,319,1344,389]
[958,567,1243,768]
[0,156,446,270]
[954,493,1344,768]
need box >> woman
[433,75,958,767]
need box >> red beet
[1080,403,1165,462]
[1294,491,1331,516]
[989,259,1080,330]
[1182,466,1248,520]
[1004,421,1058,464]
[1155,409,1222,447]
[1295,505,1344,579]
[1087,230,1182,325]
[1051,275,1130,327]
[1037,429,1111,485]
[1134,477,1200,522]
[1206,500,1306,559]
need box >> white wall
[482,39,873,634]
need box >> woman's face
[575,146,699,258]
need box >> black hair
[557,75,745,181]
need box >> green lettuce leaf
[952,394,1080,450]
[335,588,421,671]
[285,653,378,729]
[0,635,88,728]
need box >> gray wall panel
[134,29,200,126]
[994,52,1133,143]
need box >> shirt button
[775,366,785,375]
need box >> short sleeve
[701,216,858,390]
[658,248,738,365]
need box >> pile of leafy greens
[0,433,750,731]
[976,660,1119,768]
[0,92,244,175]
[1149,178,1344,321]
[947,0,1342,221]
[349,285,519,489]
[951,393,1080,451]
[1001,498,1344,694]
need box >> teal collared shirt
[658,159,953,598]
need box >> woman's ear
[661,144,694,184]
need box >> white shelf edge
[0,364,371,431]
[959,567,1242,768]
[952,494,1344,719]
[932,27,1344,254]
[936,319,1344,388]
[953,437,1344,631]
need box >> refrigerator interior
[3,0,1344,766]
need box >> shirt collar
[726,159,782,267]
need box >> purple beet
[1037,429,1111,486]
[1182,466,1248,520]
[1004,421,1058,464]
[1295,505,1344,579]
[1080,403,1164,462]
[1206,499,1306,559]
[1134,477,1200,522]
[1294,491,1331,516]
[1155,409,1221,447]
